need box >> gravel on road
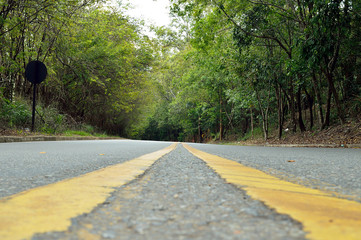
[0,140,172,198]
[33,144,306,240]
[187,144,361,202]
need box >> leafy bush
[63,129,109,137]
[63,130,93,136]
[241,127,263,141]
[348,94,361,118]
[80,124,96,134]
[0,99,32,128]
[0,95,109,137]
[0,96,69,133]
[36,106,67,134]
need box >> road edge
[240,143,361,148]
[1,136,360,148]
[0,136,120,143]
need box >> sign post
[25,60,47,132]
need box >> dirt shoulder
[1,121,360,148]
[226,121,361,148]
[0,129,120,143]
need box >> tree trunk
[297,88,306,132]
[198,116,201,143]
[323,86,332,129]
[311,72,324,128]
[259,106,269,141]
[324,69,345,125]
[224,103,235,130]
[304,87,314,129]
[288,79,297,132]
[264,108,269,140]
[250,107,254,139]
[275,84,284,139]
[256,92,269,141]
[219,96,223,141]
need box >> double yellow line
[1,143,361,240]
[0,143,177,240]
[183,144,361,240]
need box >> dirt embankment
[238,121,361,147]
[1,121,361,147]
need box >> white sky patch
[110,0,171,27]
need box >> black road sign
[25,60,47,132]
[25,60,47,84]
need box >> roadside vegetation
[1,0,360,144]
[141,0,361,143]
[0,96,110,137]
[0,0,151,137]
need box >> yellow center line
[183,143,361,240]
[0,143,177,240]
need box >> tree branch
[211,0,292,57]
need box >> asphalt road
[187,143,361,202]
[0,140,172,198]
[1,140,361,239]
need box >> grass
[63,130,111,138]
[1,98,116,139]
[63,130,94,137]
[240,126,263,141]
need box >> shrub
[0,99,32,128]
[36,106,67,134]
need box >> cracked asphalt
[1,140,360,239]
[33,144,306,240]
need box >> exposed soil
[0,128,30,136]
[1,121,361,147]
[238,120,361,147]
[0,128,60,137]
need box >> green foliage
[138,0,361,142]
[51,7,154,135]
[0,97,68,134]
[0,99,32,128]
[63,130,94,137]
[63,124,109,137]
[0,1,154,136]
[241,127,263,141]
[36,106,67,134]
[1,0,360,141]
[348,94,361,117]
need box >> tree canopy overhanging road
[1,0,360,143]
[1,1,360,238]
[0,140,361,239]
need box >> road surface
[0,140,360,239]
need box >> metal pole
[31,83,37,132]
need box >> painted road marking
[183,143,361,240]
[0,143,177,240]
